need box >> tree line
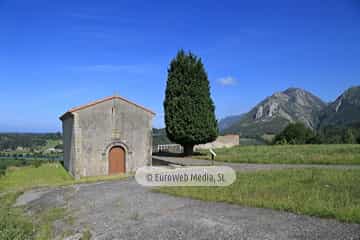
[0,133,61,150]
[274,122,360,145]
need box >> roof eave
[59,111,74,121]
[67,96,156,116]
[59,95,156,121]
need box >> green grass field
[157,168,360,223]
[0,163,128,239]
[0,163,129,192]
[197,144,360,164]
[0,163,72,192]
[1,147,360,239]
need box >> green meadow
[0,163,129,192]
[157,168,360,223]
[1,144,360,239]
[197,144,360,164]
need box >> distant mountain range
[218,114,244,132]
[220,86,360,137]
[319,87,360,127]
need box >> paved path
[153,156,360,172]
[17,179,360,240]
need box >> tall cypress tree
[164,50,218,156]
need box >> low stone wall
[195,135,239,150]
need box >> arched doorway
[108,146,125,174]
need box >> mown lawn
[197,144,360,164]
[157,168,360,223]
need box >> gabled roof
[60,95,155,120]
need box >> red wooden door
[108,146,125,174]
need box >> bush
[306,135,322,144]
[274,122,316,145]
[32,160,42,168]
[342,129,357,144]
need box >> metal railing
[153,144,183,153]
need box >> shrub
[342,129,357,144]
[54,144,63,150]
[32,160,42,168]
[274,122,316,145]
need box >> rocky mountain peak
[341,86,360,104]
[253,87,326,126]
[319,86,360,126]
[283,87,306,95]
[331,86,360,112]
[221,86,360,137]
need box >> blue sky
[0,0,359,132]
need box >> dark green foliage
[274,123,316,144]
[318,125,344,144]
[54,144,63,150]
[164,50,218,155]
[0,133,61,151]
[318,124,360,144]
[305,134,322,144]
[342,129,357,144]
[275,122,360,145]
[32,160,42,168]
[152,128,172,146]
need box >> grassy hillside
[0,163,72,192]
[0,163,128,192]
[197,144,360,164]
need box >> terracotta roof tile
[60,95,155,120]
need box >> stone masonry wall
[62,98,153,178]
[194,135,239,150]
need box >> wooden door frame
[104,141,129,174]
[108,146,126,174]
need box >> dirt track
[17,178,360,240]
